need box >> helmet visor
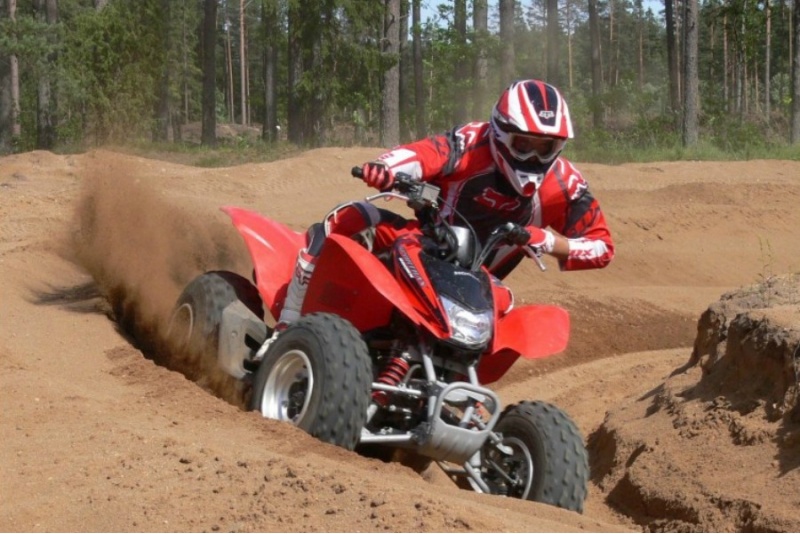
[508,133,565,163]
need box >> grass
[44,119,800,169]
[100,138,307,168]
[571,142,800,165]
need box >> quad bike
[168,168,589,512]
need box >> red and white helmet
[489,79,574,196]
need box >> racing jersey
[374,121,615,277]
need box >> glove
[362,161,395,191]
[526,226,556,254]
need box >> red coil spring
[372,357,410,406]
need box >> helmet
[489,79,574,196]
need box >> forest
[1,0,799,160]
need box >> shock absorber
[372,355,410,406]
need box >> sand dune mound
[4,150,800,532]
[590,274,800,532]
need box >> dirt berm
[591,274,800,532]
[2,150,800,531]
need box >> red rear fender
[221,206,304,319]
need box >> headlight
[440,296,493,348]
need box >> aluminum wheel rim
[258,349,313,424]
[486,436,534,499]
[166,303,195,347]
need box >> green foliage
[3,0,796,158]
[0,15,58,68]
[0,6,63,150]
[55,1,166,144]
[570,115,799,165]
[120,137,304,168]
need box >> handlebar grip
[506,223,530,246]
[351,166,364,179]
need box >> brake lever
[524,245,548,271]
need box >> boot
[277,249,316,328]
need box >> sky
[419,0,664,27]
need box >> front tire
[249,313,372,450]
[484,401,588,512]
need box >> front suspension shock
[372,356,410,406]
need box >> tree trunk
[182,13,190,125]
[666,0,681,116]
[308,11,326,146]
[152,0,170,143]
[682,0,699,147]
[764,0,771,121]
[34,0,58,149]
[588,0,603,127]
[0,0,10,153]
[636,0,644,90]
[225,22,234,122]
[546,0,560,86]
[607,0,616,86]
[399,0,410,141]
[287,2,303,144]
[9,0,20,143]
[781,1,787,112]
[567,0,574,89]
[201,0,217,147]
[751,56,761,112]
[381,0,400,147]
[741,15,747,115]
[262,0,278,142]
[239,0,247,126]
[736,16,745,116]
[723,14,729,111]
[473,0,489,118]
[499,0,514,88]
[791,0,800,143]
[412,0,425,138]
[453,0,468,124]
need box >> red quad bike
[169,168,589,512]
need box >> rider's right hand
[362,161,395,191]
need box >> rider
[278,79,615,326]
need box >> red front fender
[478,305,570,384]
[303,235,437,334]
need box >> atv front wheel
[167,271,263,407]
[483,401,588,512]
[250,313,371,450]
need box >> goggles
[505,133,565,163]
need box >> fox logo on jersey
[475,188,522,212]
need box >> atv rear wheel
[250,313,371,450]
[484,400,588,512]
[167,271,263,407]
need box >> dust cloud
[64,157,249,356]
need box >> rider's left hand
[526,226,556,254]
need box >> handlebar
[351,165,415,191]
[351,165,547,271]
[351,165,436,208]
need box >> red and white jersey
[375,122,614,276]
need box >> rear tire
[484,401,588,512]
[167,271,263,407]
[249,313,372,450]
